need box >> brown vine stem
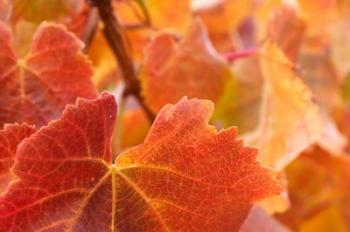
[86,0,155,122]
[82,8,99,53]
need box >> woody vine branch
[87,0,155,122]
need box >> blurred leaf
[267,5,306,62]
[140,20,231,113]
[11,0,83,24]
[240,206,290,232]
[144,0,191,33]
[277,147,350,231]
[251,42,323,170]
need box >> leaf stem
[133,0,151,26]
[82,8,99,53]
[86,0,155,122]
[223,47,259,62]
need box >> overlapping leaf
[194,0,250,52]
[0,123,35,194]
[0,0,11,22]
[113,1,154,61]
[213,55,263,133]
[299,49,342,113]
[8,0,89,56]
[120,108,150,150]
[331,13,350,77]
[144,0,191,33]
[0,93,282,231]
[194,0,249,35]
[140,20,231,113]
[88,30,120,91]
[11,0,84,24]
[0,22,97,128]
[299,0,337,32]
[267,5,306,62]
[250,42,323,170]
[277,147,350,231]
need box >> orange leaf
[145,0,191,33]
[299,0,337,32]
[251,42,323,170]
[140,20,231,113]
[194,0,250,52]
[213,55,263,133]
[0,123,35,194]
[0,93,282,231]
[0,22,97,128]
[113,1,154,61]
[277,147,350,231]
[267,5,306,62]
[195,0,250,34]
[88,30,119,91]
[11,0,83,24]
[299,43,342,114]
[0,0,11,22]
[120,108,150,150]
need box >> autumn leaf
[144,0,191,33]
[11,0,84,24]
[277,147,350,231]
[2,0,350,230]
[120,108,150,150]
[330,14,350,77]
[298,0,337,32]
[0,22,97,128]
[214,35,344,171]
[64,5,92,40]
[0,123,35,194]
[267,5,306,62]
[88,29,119,91]
[298,38,343,115]
[0,92,282,231]
[0,0,11,22]
[113,0,154,61]
[194,0,250,35]
[213,55,263,133]
[194,0,250,52]
[8,1,89,56]
[140,20,231,113]
[250,42,323,170]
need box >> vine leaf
[0,92,282,231]
[144,0,191,33]
[249,42,324,171]
[0,123,35,194]
[11,0,83,24]
[0,22,97,128]
[278,147,350,231]
[140,20,231,113]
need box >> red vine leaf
[0,123,35,194]
[0,22,97,128]
[0,92,282,231]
